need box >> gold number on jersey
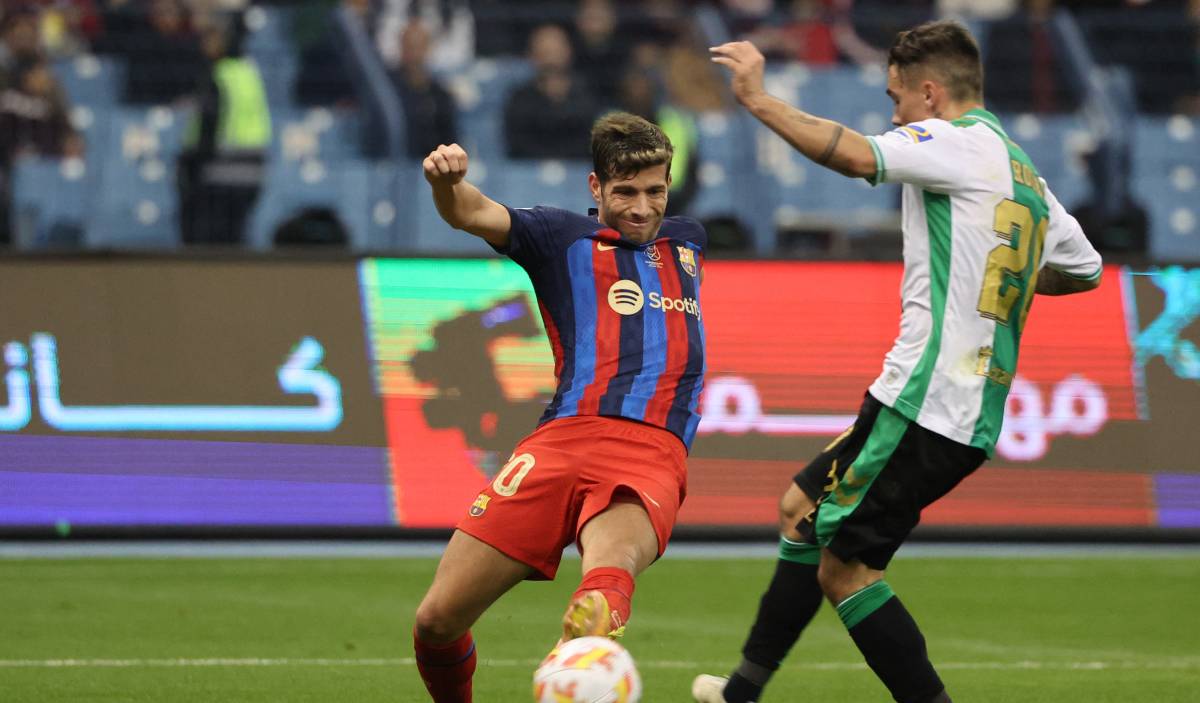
[977,198,1046,328]
[492,452,536,497]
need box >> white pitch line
[1,658,1196,671]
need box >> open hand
[710,41,767,107]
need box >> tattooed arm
[711,41,877,179]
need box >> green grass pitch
[1,553,1197,701]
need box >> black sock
[723,539,825,703]
[838,581,948,703]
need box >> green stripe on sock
[836,580,895,629]
[778,537,820,565]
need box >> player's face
[590,164,671,244]
[886,64,934,126]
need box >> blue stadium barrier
[10,157,90,248]
[243,6,301,110]
[270,106,366,160]
[454,58,535,161]
[247,159,372,250]
[87,106,191,248]
[53,55,125,109]
[1002,113,1094,211]
[692,112,739,209]
[1133,116,1200,262]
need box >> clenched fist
[423,143,469,186]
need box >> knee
[777,488,815,538]
[816,562,851,602]
[413,599,466,645]
[817,559,878,604]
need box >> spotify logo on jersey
[607,279,702,318]
[607,280,645,315]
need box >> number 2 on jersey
[492,453,536,496]
[977,198,1046,329]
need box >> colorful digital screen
[1,258,1197,532]
[0,259,390,527]
[360,260,1199,531]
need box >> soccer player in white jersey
[695,21,1103,703]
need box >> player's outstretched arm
[424,143,512,248]
[711,41,876,179]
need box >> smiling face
[589,163,670,244]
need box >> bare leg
[412,530,535,702]
[556,498,661,643]
[578,498,660,576]
[414,530,534,643]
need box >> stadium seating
[1133,116,1200,262]
[16,5,1197,262]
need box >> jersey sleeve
[1038,179,1103,280]
[494,206,564,267]
[865,120,967,192]
[678,216,708,255]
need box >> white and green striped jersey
[863,108,1102,456]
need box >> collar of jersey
[958,108,1007,138]
[587,213,660,249]
[590,231,667,249]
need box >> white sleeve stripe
[1052,266,1103,281]
[866,136,885,186]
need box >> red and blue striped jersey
[497,206,707,450]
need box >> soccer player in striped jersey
[412,112,707,702]
[695,21,1102,703]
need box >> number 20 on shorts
[493,453,536,496]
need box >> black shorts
[794,392,987,570]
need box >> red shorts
[455,415,687,580]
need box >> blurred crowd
[1,0,1198,247]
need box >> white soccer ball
[533,636,643,703]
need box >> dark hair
[887,20,983,103]
[590,111,673,183]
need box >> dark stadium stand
[3,2,1198,261]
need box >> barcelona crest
[468,493,491,517]
[676,246,698,277]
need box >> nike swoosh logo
[596,242,619,251]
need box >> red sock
[413,628,476,703]
[573,567,636,632]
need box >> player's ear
[588,172,602,203]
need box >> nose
[629,193,652,219]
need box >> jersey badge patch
[676,246,698,277]
[468,493,491,517]
[898,125,933,143]
[645,244,664,268]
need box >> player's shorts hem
[454,522,559,581]
[792,391,986,570]
[794,471,824,502]
[454,415,685,582]
[574,483,676,560]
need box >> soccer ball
[533,636,642,703]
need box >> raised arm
[423,143,512,248]
[710,41,877,179]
